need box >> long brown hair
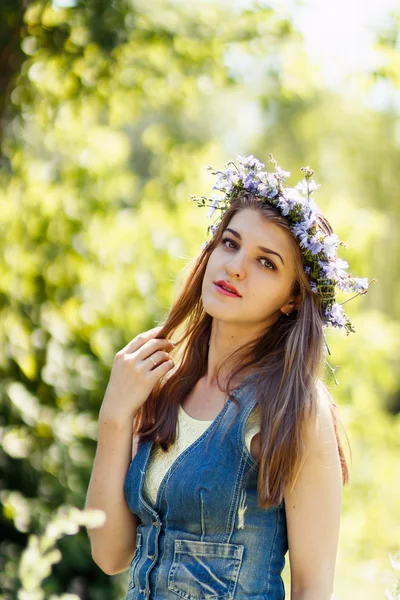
[133,192,350,508]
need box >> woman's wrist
[98,404,137,430]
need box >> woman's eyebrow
[224,227,285,266]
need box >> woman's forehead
[227,210,294,257]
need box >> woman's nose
[225,255,246,278]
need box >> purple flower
[293,222,311,249]
[207,195,221,218]
[212,173,229,192]
[325,303,347,328]
[226,168,241,184]
[320,258,349,281]
[306,235,325,254]
[266,187,279,198]
[274,197,289,216]
[237,155,265,171]
[336,276,353,292]
[257,183,270,197]
[350,277,369,293]
[322,233,339,259]
[296,212,315,232]
[283,188,305,213]
[243,173,259,192]
[212,168,241,192]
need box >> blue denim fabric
[123,373,288,600]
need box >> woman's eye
[221,237,275,270]
[222,237,237,250]
[259,257,275,270]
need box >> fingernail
[170,340,177,346]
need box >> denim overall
[123,373,288,600]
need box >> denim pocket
[167,539,244,600]
[127,531,142,591]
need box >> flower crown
[190,153,372,336]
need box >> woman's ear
[280,293,301,315]
[291,295,302,311]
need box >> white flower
[275,166,291,180]
[351,277,369,293]
[322,233,339,259]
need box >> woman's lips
[214,283,241,298]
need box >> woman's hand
[100,325,176,424]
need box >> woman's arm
[84,327,176,575]
[85,409,139,575]
[283,386,343,600]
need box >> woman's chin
[202,298,238,320]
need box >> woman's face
[202,209,299,329]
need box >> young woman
[85,155,370,600]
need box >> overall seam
[226,448,247,541]
[226,385,258,540]
[137,454,159,597]
[152,469,173,594]
[139,454,159,519]
[266,507,280,597]
[200,490,206,541]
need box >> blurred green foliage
[0,1,399,599]
[17,505,105,600]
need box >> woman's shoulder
[315,378,333,400]
[315,379,336,419]
[304,379,338,453]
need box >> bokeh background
[1,0,400,599]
